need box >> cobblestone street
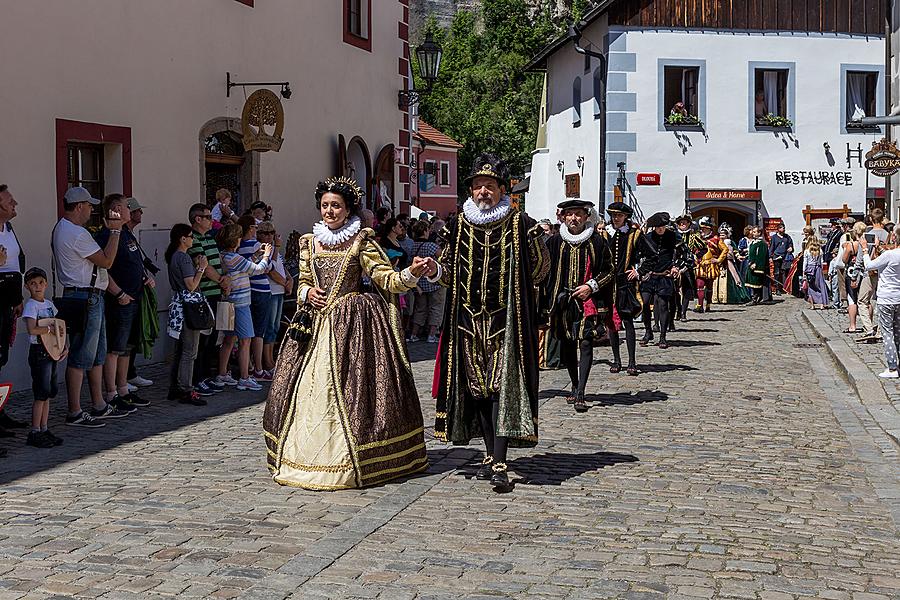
[0,298,898,599]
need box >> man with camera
[856,208,889,342]
[53,187,132,428]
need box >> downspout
[568,25,607,211]
[887,0,893,219]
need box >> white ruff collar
[313,216,361,247]
[560,224,593,245]
[606,224,630,236]
[462,196,512,225]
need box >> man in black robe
[640,212,680,349]
[424,154,549,490]
[540,199,613,412]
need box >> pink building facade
[411,122,462,218]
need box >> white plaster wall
[0,0,404,388]
[528,26,884,232]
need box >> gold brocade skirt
[696,261,721,281]
[265,293,427,490]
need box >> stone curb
[802,309,900,448]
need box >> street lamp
[398,32,443,110]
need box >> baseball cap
[126,197,146,211]
[63,187,100,206]
[24,267,47,282]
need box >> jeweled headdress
[315,176,365,207]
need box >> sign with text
[865,139,900,177]
[565,173,580,198]
[687,189,762,201]
[775,171,853,186]
[637,173,660,186]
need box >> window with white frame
[439,161,450,187]
[754,68,789,125]
[846,71,878,127]
[663,66,700,124]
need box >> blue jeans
[29,344,59,400]
[264,294,284,344]
[66,291,107,370]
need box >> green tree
[413,0,565,191]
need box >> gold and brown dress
[263,228,427,490]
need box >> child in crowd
[215,223,273,391]
[21,267,66,448]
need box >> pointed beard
[476,199,495,211]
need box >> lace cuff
[426,263,443,283]
[298,286,311,304]
[586,279,600,293]
[400,268,420,288]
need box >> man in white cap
[52,187,133,428]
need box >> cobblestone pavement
[0,298,898,599]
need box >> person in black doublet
[539,199,613,413]
[603,202,654,376]
[639,212,680,349]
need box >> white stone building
[525,1,887,237]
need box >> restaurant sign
[687,189,762,201]
[865,139,900,177]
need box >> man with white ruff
[425,153,549,490]
[539,198,614,413]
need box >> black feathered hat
[646,212,670,228]
[464,153,510,188]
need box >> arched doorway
[345,136,372,209]
[199,117,259,213]
[373,144,395,213]
[693,207,749,240]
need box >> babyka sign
[687,189,762,201]
[865,139,900,177]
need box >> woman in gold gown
[263,177,431,490]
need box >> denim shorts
[105,297,140,355]
[29,344,59,401]
[66,291,106,370]
[229,304,254,340]
[264,294,285,344]
[250,291,272,339]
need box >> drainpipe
[568,25,607,210]
[887,0,893,219]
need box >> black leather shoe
[490,463,510,489]
[476,455,493,480]
[0,411,27,429]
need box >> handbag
[183,296,215,330]
[615,283,642,318]
[286,304,314,354]
[50,222,96,335]
[215,301,235,331]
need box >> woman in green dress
[744,225,769,304]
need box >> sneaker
[90,403,135,419]
[65,411,106,428]
[204,378,225,392]
[118,393,150,408]
[44,430,63,446]
[408,335,421,342]
[128,375,153,387]
[178,391,207,406]
[252,370,273,382]
[878,369,899,379]
[193,383,215,397]
[237,378,263,391]
[427,335,438,344]
[26,431,54,449]
[127,383,138,393]
[215,374,238,387]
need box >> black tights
[561,339,594,398]
[641,293,670,342]
[476,395,508,464]
[608,317,636,368]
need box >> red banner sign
[687,189,762,201]
[636,173,660,185]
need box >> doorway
[693,207,749,240]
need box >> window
[572,77,582,126]
[440,161,450,187]
[344,0,371,51]
[663,66,700,124]
[846,71,878,128]
[67,143,105,226]
[754,68,790,125]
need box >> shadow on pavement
[585,390,669,407]
[509,451,639,486]
[635,363,698,373]
[665,339,721,347]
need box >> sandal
[626,366,639,376]
[574,397,588,413]
[565,395,576,405]
[658,341,669,349]
[609,363,621,374]
[842,328,859,334]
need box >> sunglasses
[197,214,212,220]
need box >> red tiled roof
[414,121,463,149]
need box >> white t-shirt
[0,223,21,274]
[269,254,287,295]
[52,218,109,290]
[211,202,233,223]
[22,298,57,344]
